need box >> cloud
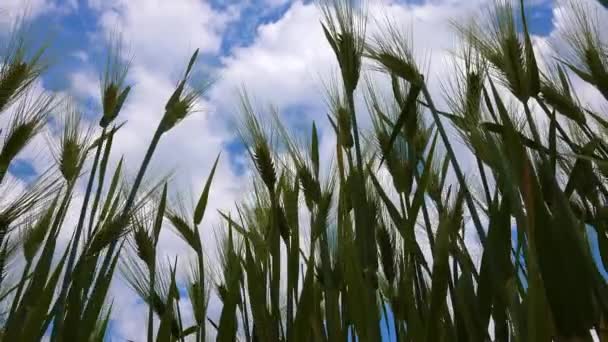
[68,68,100,101]
[0,0,77,28]
[210,1,335,115]
[90,0,239,71]
[210,0,505,115]
[0,0,52,23]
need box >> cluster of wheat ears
[0,0,608,341]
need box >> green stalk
[269,195,281,340]
[52,129,106,341]
[420,84,486,245]
[0,165,9,185]
[7,259,32,318]
[534,99,578,151]
[240,279,252,342]
[102,117,165,257]
[286,234,294,340]
[88,128,115,238]
[320,218,341,341]
[195,241,206,342]
[347,92,364,177]
[346,90,380,335]
[411,169,435,252]
[522,102,543,155]
[10,181,75,340]
[476,156,492,207]
[123,127,163,217]
[147,257,156,342]
[174,296,186,342]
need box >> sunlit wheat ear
[160,49,213,134]
[0,18,48,113]
[187,261,210,328]
[558,0,608,101]
[100,34,131,128]
[21,196,58,263]
[322,75,353,149]
[165,199,201,252]
[425,154,449,209]
[540,63,586,125]
[88,178,160,255]
[130,211,155,269]
[270,108,328,211]
[120,256,173,314]
[319,0,367,94]
[87,211,131,256]
[457,0,537,102]
[0,167,60,231]
[237,92,277,193]
[214,224,243,282]
[52,103,93,183]
[365,78,420,194]
[366,17,422,87]
[443,45,488,127]
[0,92,56,181]
[376,217,396,284]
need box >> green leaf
[153,183,168,245]
[216,240,241,342]
[520,0,540,96]
[167,214,199,251]
[425,202,455,342]
[98,157,124,225]
[185,49,199,78]
[193,153,220,225]
[81,248,122,339]
[293,253,317,342]
[536,167,598,336]
[21,242,70,342]
[477,196,512,333]
[243,241,274,341]
[380,85,421,163]
[311,122,319,178]
[564,140,601,199]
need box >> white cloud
[0,0,77,28]
[210,0,506,115]
[210,1,335,115]
[68,68,99,101]
[0,0,52,23]
[91,0,239,71]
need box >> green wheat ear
[100,34,131,128]
[366,17,422,87]
[21,197,58,263]
[0,92,56,182]
[0,18,49,113]
[236,92,278,193]
[559,1,608,101]
[53,103,93,183]
[319,0,367,94]
[160,49,213,134]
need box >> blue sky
[3,0,553,184]
[2,0,557,186]
[2,0,605,340]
